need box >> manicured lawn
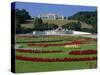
[16,51,96,58]
[16,60,97,73]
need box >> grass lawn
[16,60,97,73]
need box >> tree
[14,9,31,33]
[62,22,81,31]
[15,9,31,23]
[16,19,21,33]
[33,18,59,31]
[33,18,43,30]
[75,21,81,31]
[47,23,58,30]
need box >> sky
[14,2,97,17]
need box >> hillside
[68,11,97,26]
[68,11,97,33]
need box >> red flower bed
[16,49,63,53]
[69,50,97,55]
[16,55,97,62]
[28,41,82,47]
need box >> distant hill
[68,11,97,25]
[68,11,97,33]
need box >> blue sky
[15,2,97,17]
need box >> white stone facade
[38,13,66,20]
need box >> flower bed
[28,41,82,47]
[64,45,79,48]
[16,49,63,53]
[69,50,97,55]
[16,55,97,62]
